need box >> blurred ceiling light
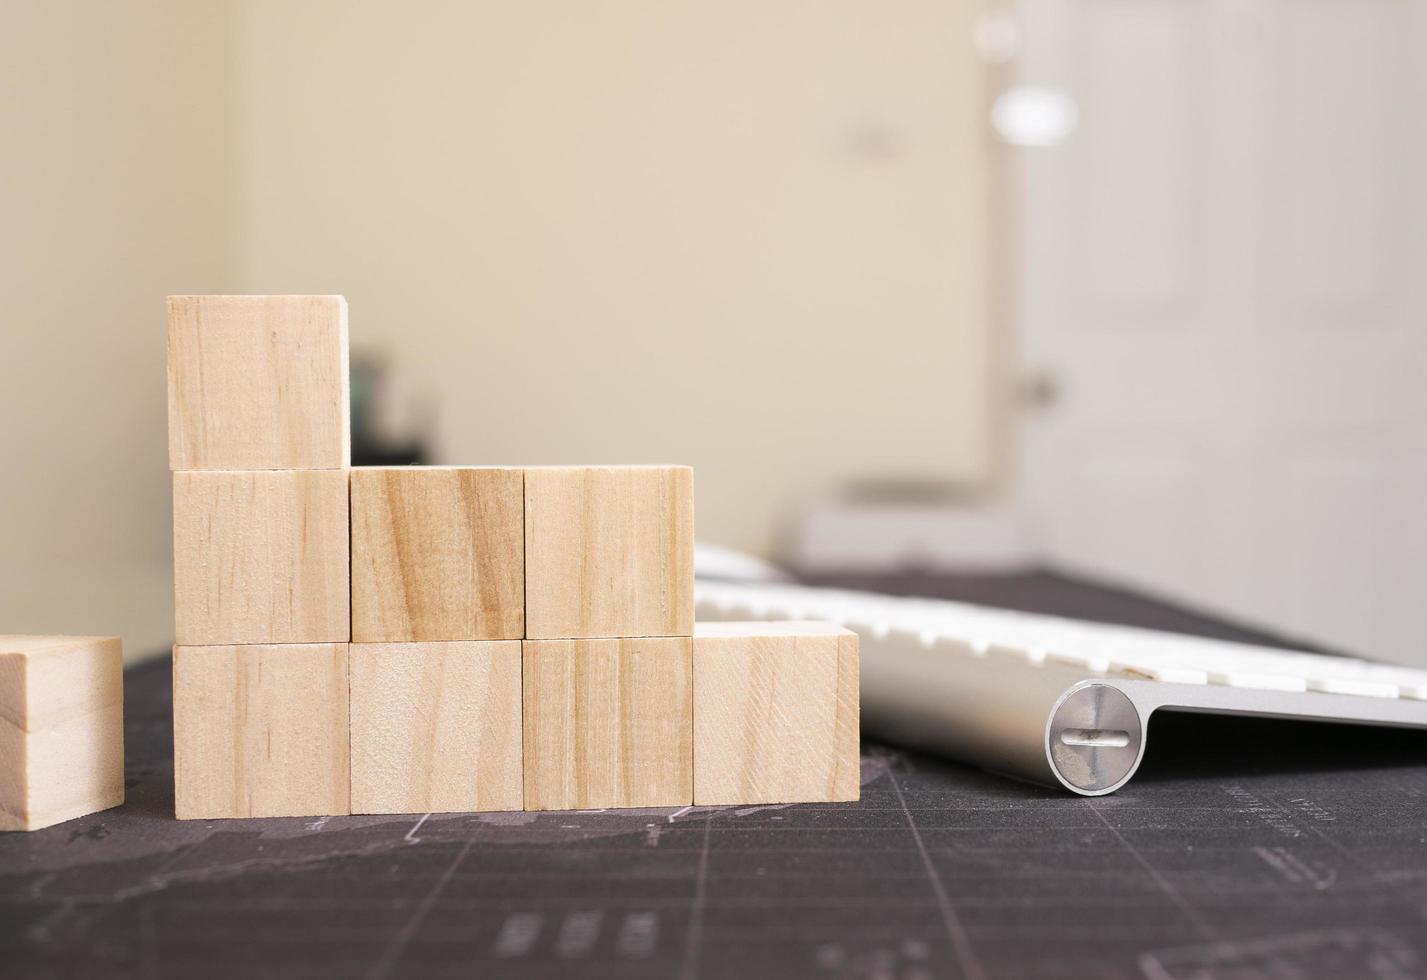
[991,86,1078,147]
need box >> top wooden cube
[167,295,350,470]
[524,466,694,639]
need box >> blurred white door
[1011,0,1427,665]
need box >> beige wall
[0,1,995,659]
[232,0,997,551]
[0,0,237,659]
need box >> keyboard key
[1206,671,1308,693]
[1047,651,1110,673]
[1307,677,1400,698]
[988,643,1045,665]
[1111,663,1208,685]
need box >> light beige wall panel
[0,1,239,659]
[231,0,997,553]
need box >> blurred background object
[0,0,1422,666]
[782,480,1032,573]
[350,348,435,467]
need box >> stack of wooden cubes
[168,296,858,819]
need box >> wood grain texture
[524,466,694,640]
[693,622,859,805]
[173,470,350,645]
[172,643,350,819]
[350,467,524,642]
[523,637,692,810]
[349,641,523,814]
[167,295,350,471]
[0,636,124,832]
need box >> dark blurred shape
[351,351,429,467]
[1139,710,1427,784]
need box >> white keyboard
[695,580,1427,795]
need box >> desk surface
[3,571,1426,980]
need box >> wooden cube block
[0,637,124,832]
[523,637,692,810]
[167,295,350,471]
[524,466,694,639]
[350,468,524,642]
[173,643,349,819]
[173,470,350,645]
[693,622,859,805]
[350,642,523,814]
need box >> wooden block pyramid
[167,295,859,818]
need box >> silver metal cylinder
[858,633,1148,795]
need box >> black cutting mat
[3,574,1427,980]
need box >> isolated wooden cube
[167,295,350,471]
[349,641,523,814]
[693,622,859,805]
[173,643,349,819]
[173,470,349,645]
[0,637,124,832]
[524,466,694,639]
[350,467,524,642]
[523,637,692,810]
